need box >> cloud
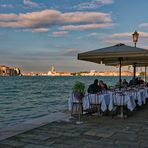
[100,0,114,4]
[139,23,148,30]
[62,12,112,23]
[24,28,49,32]
[74,0,114,10]
[111,32,131,38]
[52,31,68,37]
[98,31,148,45]
[0,14,18,21]
[100,32,132,45]
[23,0,39,7]
[0,4,13,8]
[60,23,114,30]
[63,48,80,56]
[111,32,148,38]
[87,32,107,37]
[0,9,113,31]
[103,39,131,45]
[138,31,148,38]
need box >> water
[0,76,132,129]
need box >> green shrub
[72,81,85,93]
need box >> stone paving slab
[0,108,148,148]
[0,112,70,141]
[84,129,115,138]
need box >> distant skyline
[0,0,148,73]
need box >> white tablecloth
[108,91,136,111]
[68,92,111,112]
[125,87,148,106]
[68,87,148,113]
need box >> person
[98,80,108,91]
[138,77,144,85]
[129,77,138,86]
[87,79,101,94]
[122,79,128,87]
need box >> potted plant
[72,81,85,101]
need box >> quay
[0,108,148,148]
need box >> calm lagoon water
[0,76,133,129]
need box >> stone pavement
[0,108,148,148]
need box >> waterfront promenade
[0,108,148,148]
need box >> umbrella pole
[144,66,147,83]
[133,63,136,79]
[119,58,122,90]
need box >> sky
[0,0,148,73]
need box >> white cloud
[97,31,148,45]
[74,0,114,10]
[60,23,114,30]
[0,9,113,31]
[100,0,114,4]
[62,12,112,23]
[111,32,148,38]
[139,23,148,30]
[87,32,107,37]
[88,32,98,36]
[52,31,68,37]
[112,32,131,38]
[0,14,18,21]
[63,48,80,56]
[138,31,148,38]
[23,0,39,7]
[24,28,49,32]
[0,4,13,8]
[103,39,131,45]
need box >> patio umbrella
[78,43,148,87]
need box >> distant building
[47,65,71,76]
[51,65,56,73]
[0,65,21,76]
[77,70,139,76]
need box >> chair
[71,93,83,116]
[112,91,127,119]
[88,93,101,116]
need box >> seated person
[129,77,138,86]
[87,79,101,94]
[138,77,144,85]
[122,79,128,87]
[98,80,108,91]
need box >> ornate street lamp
[132,31,139,80]
[132,31,139,47]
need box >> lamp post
[132,31,139,80]
[132,31,139,47]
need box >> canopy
[78,43,148,87]
[78,43,148,66]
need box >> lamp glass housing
[132,31,139,43]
